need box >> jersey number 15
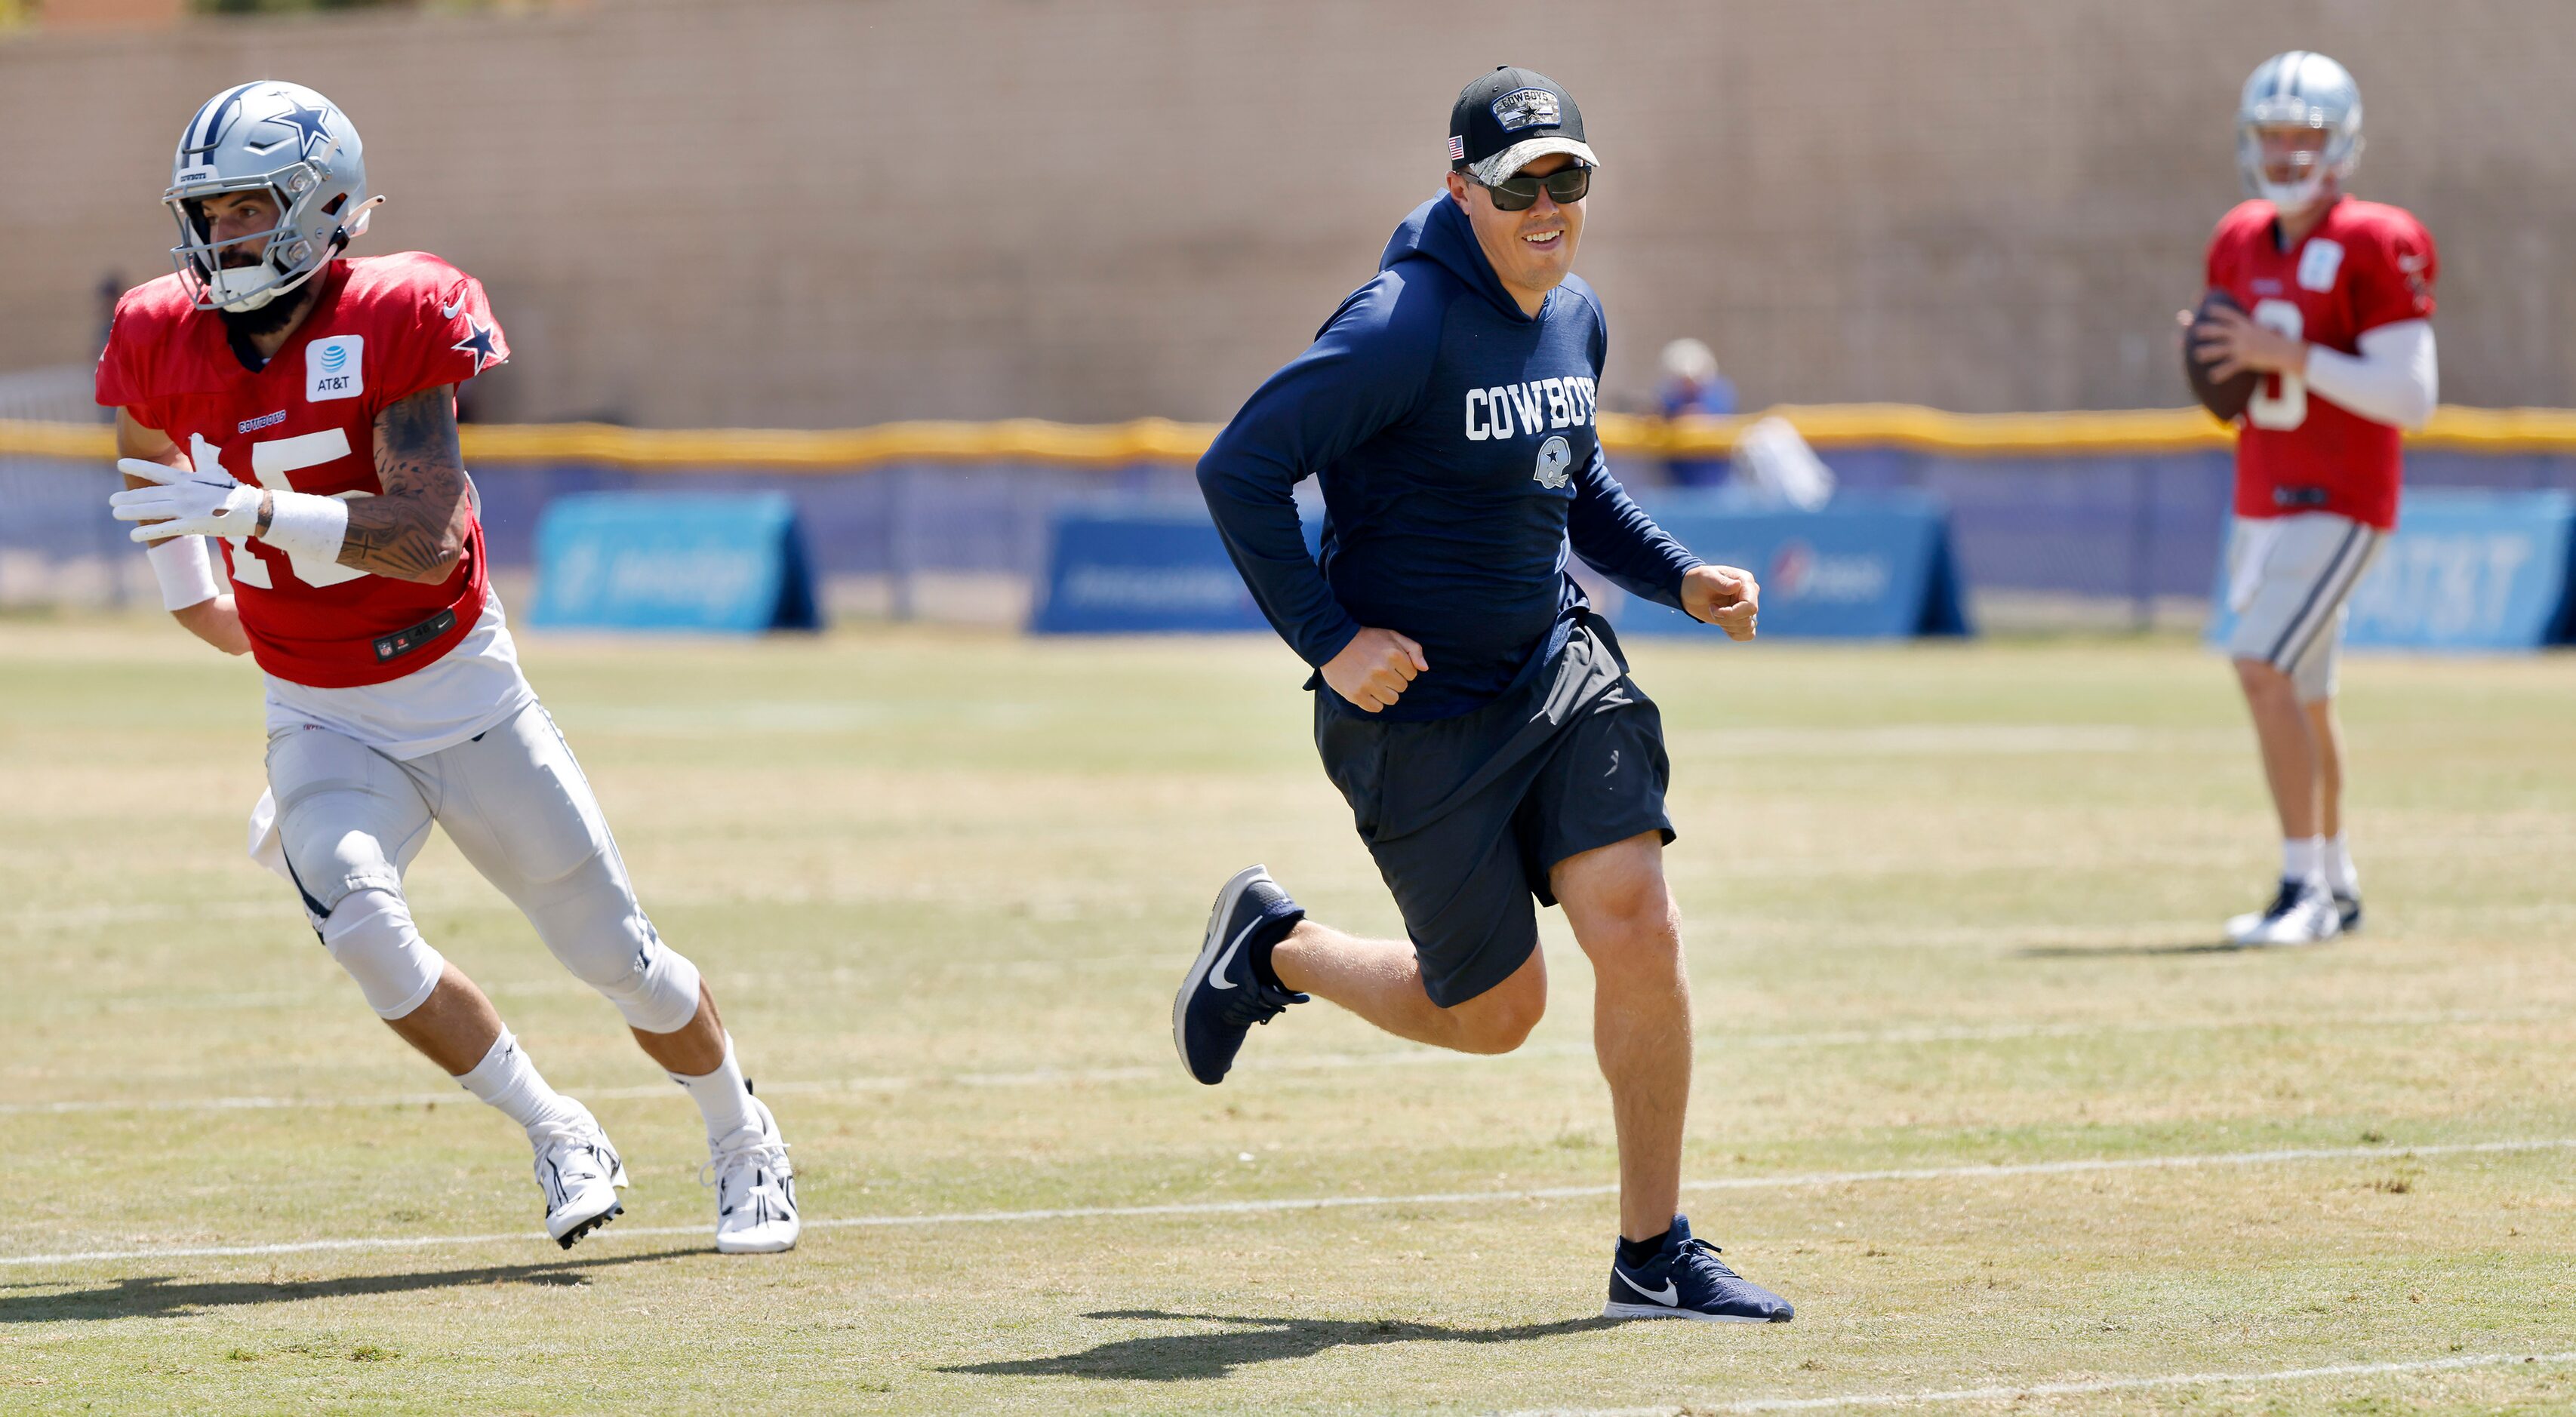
[188,429,375,590]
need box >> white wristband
[145,534,221,611]
[257,490,351,564]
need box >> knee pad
[581,922,702,1034]
[519,859,703,1032]
[267,730,432,930]
[320,887,447,1019]
[617,930,704,1035]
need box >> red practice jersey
[2204,196,2437,530]
[96,254,511,688]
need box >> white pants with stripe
[2224,512,2386,703]
[251,701,703,1031]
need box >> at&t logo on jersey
[306,335,365,402]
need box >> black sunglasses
[1479,165,1590,211]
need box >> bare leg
[2304,697,2345,839]
[1552,832,1690,1243]
[631,982,726,1075]
[385,962,506,1074]
[2236,658,2321,840]
[1272,921,1546,1054]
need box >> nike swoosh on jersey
[1615,1269,1679,1305]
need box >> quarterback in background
[99,81,798,1252]
[2188,52,2438,947]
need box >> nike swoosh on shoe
[1206,916,1262,991]
[1615,1269,1679,1305]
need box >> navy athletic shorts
[1313,614,1674,1007]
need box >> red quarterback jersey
[95,254,510,688]
[2205,196,2437,530]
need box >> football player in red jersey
[99,81,799,1252]
[2188,52,2438,947]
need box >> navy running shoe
[1172,865,1306,1086]
[1603,1215,1794,1323]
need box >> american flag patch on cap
[1448,134,1467,161]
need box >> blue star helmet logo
[451,312,503,375]
[261,94,338,163]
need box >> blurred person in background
[1657,337,1734,488]
[2188,52,2437,948]
[1180,66,1788,1325]
[98,81,799,1253]
[96,272,127,359]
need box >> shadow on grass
[1,1246,703,1323]
[942,1308,1622,1382]
[2014,940,2239,958]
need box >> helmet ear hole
[320,192,346,216]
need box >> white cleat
[532,1105,628,1249]
[2227,878,2344,948]
[707,1093,799,1254]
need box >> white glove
[109,458,261,543]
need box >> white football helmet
[165,81,377,313]
[2236,51,2362,211]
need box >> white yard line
[1503,1349,2576,1415]
[1672,724,2165,757]
[2,1136,2565,1271]
[0,1009,2536,1118]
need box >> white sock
[2323,834,2359,896]
[457,1029,583,1134]
[2281,837,2326,889]
[671,1033,756,1144]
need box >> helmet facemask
[2236,112,2359,212]
[168,163,368,313]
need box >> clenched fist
[1682,564,1759,641]
[1321,628,1430,713]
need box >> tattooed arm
[307,386,471,583]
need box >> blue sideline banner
[2204,490,2576,652]
[528,491,821,632]
[1033,503,1277,634]
[1618,493,1973,639]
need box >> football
[2184,287,2257,423]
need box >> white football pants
[257,702,702,1031]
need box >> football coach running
[1175,66,1790,1324]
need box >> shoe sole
[1602,1302,1789,1323]
[1171,864,1270,1084]
[551,1200,622,1249]
[716,1228,799,1255]
[2226,914,2343,948]
[2232,923,2343,949]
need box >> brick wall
[6,0,2570,426]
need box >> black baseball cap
[1448,66,1596,186]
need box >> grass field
[1,616,2571,1415]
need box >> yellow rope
[14,404,2575,469]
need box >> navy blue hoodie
[1198,193,1702,721]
